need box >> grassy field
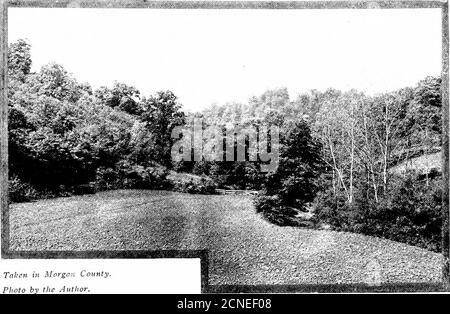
[9,190,443,285]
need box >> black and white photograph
[0,0,449,295]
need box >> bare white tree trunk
[326,127,350,202]
[348,105,355,204]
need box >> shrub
[95,162,170,191]
[380,175,442,251]
[313,189,353,229]
[207,161,264,190]
[9,176,40,203]
[192,161,211,176]
[313,173,442,252]
[253,194,301,226]
[95,167,120,191]
[172,177,217,195]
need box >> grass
[9,190,443,285]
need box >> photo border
[0,0,448,293]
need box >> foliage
[8,39,32,81]
[95,161,169,191]
[207,161,263,190]
[253,195,301,226]
[172,177,217,195]
[314,174,442,252]
[94,82,142,116]
[9,176,40,203]
[140,91,186,167]
[7,40,172,200]
[253,120,324,225]
[263,120,323,207]
[6,39,444,254]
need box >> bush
[254,194,301,226]
[313,189,354,229]
[95,167,119,191]
[172,177,217,195]
[95,161,170,191]
[9,176,40,203]
[207,161,264,190]
[313,173,442,252]
[380,175,442,251]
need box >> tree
[263,120,323,208]
[407,77,441,147]
[94,82,142,116]
[314,90,362,203]
[141,91,186,167]
[8,39,32,81]
[21,62,89,103]
[368,88,413,194]
[294,88,341,124]
[405,76,442,186]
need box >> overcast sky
[8,8,442,111]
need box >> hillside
[390,151,441,175]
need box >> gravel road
[9,190,443,285]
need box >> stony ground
[9,190,443,285]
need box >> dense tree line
[8,40,185,201]
[188,79,442,251]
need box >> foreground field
[9,190,443,285]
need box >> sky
[8,8,442,111]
